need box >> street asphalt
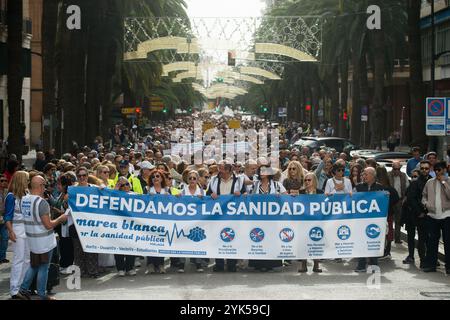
[1,242,449,300]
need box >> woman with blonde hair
[299,173,324,273]
[3,171,30,299]
[283,161,305,195]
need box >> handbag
[30,252,50,268]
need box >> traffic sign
[121,107,136,115]
[361,115,368,122]
[278,107,287,117]
[426,98,446,136]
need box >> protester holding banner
[298,172,324,273]
[324,163,353,195]
[283,161,305,195]
[17,176,68,300]
[4,171,30,299]
[113,177,137,276]
[354,167,385,272]
[249,166,287,272]
[146,169,171,274]
[71,167,101,278]
[207,160,246,272]
[181,170,207,272]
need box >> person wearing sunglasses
[113,177,137,277]
[71,167,101,278]
[180,171,206,273]
[299,173,324,273]
[403,160,432,267]
[96,165,113,189]
[283,161,305,196]
[145,169,171,275]
[421,161,450,275]
[197,168,211,190]
[324,163,352,196]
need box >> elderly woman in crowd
[4,171,30,299]
[299,173,324,273]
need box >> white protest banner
[68,187,388,260]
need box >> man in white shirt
[421,161,450,274]
[388,161,409,243]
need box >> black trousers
[424,216,450,270]
[114,255,135,272]
[406,218,427,261]
[215,259,237,269]
[147,257,164,267]
[170,257,186,268]
[249,259,282,269]
[59,237,74,268]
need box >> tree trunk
[6,0,24,162]
[360,54,370,148]
[350,48,361,145]
[42,0,58,154]
[370,29,386,149]
[57,0,88,152]
[329,64,340,136]
[407,0,427,150]
[339,57,349,138]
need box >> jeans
[114,254,135,272]
[0,224,8,260]
[20,249,53,299]
[424,216,450,270]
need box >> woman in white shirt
[181,170,207,273]
[146,170,171,274]
[324,163,353,195]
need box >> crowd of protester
[0,114,449,300]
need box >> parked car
[293,137,359,153]
[350,151,411,162]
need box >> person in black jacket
[402,160,432,268]
[354,167,388,272]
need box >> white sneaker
[118,270,126,277]
[59,268,71,275]
[145,265,155,275]
[127,269,137,276]
[177,268,185,273]
[196,268,204,273]
[135,259,141,267]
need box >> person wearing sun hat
[248,165,287,272]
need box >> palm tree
[6,0,24,161]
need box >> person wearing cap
[135,161,155,194]
[115,160,144,195]
[207,160,247,272]
[249,165,287,272]
[407,147,422,178]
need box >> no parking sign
[426,98,447,136]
